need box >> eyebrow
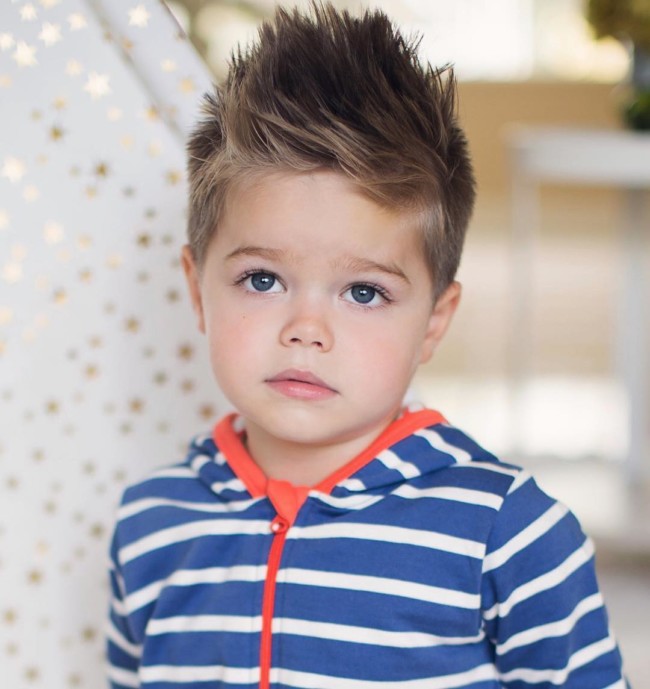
[336,256,411,284]
[225,246,286,262]
[225,245,410,284]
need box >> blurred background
[1,0,648,686]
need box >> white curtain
[0,1,228,686]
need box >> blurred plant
[586,0,650,51]
[586,0,650,130]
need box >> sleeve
[480,472,629,688]
[106,518,142,689]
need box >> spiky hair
[187,2,475,295]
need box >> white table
[506,127,650,480]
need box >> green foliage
[624,89,650,129]
[587,0,650,51]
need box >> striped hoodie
[107,407,628,688]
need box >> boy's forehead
[223,168,421,230]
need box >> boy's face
[182,171,459,465]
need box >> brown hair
[187,2,475,296]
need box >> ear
[181,245,206,334]
[419,281,461,364]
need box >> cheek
[205,306,269,370]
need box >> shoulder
[421,419,584,543]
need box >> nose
[279,301,333,352]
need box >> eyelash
[346,282,393,308]
[233,269,393,307]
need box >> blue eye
[249,272,276,292]
[349,284,377,304]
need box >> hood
[182,406,497,523]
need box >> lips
[265,369,337,400]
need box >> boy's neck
[242,419,395,487]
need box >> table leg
[617,189,649,483]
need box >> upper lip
[266,369,337,391]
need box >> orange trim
[260,517,289,689]
[213,414,267,497]
[213,408,446,501]
[315,409,446,494]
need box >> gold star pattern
[3,609,17,624]
[180,379,195,393]
[0,210,10,230]
[38,22,61,46]
[52,288,67,304]
[179,77,196,93]
[23,185,40,202]
[84,72,111,100]
[128,5,151,28]
[2,157,27,183]
[0,307,14,326]
[89,523,105,539]
[79,268,93,283]
[106,254,123,269]
[147,140,162,157]
[49,124,64,141]
[167,289,180,303]
[113,469,127,483]
[24,666,40,682]
[94,162,110,177]
[137,233,151,247]
[199,404,216,421]
[124,317,140,333]
[68,13,87,31]
[153,371,167,385]
[3,262,23,284]
[43,220,64,243]
[81,626,97,642]
[65,59,83,76]
[45,400,60,414]
[129,398,144,413]
[20,5,38,22]
[161,58,176,72]
[143,105,160,121]
[83,364,99,380]
[12,41,37,66]
[53,96,66,110]
[0,34,15,51]
[27,569,43,585]
[178,343,194,361]
[165,169,182,185]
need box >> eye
[241,271,282,293]
[343,283,387,306]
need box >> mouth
[265,369,338,400]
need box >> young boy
[106,4,628,688]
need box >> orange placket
[259,515,289,689]
[212,408,447,688]
[259,481,309,689]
